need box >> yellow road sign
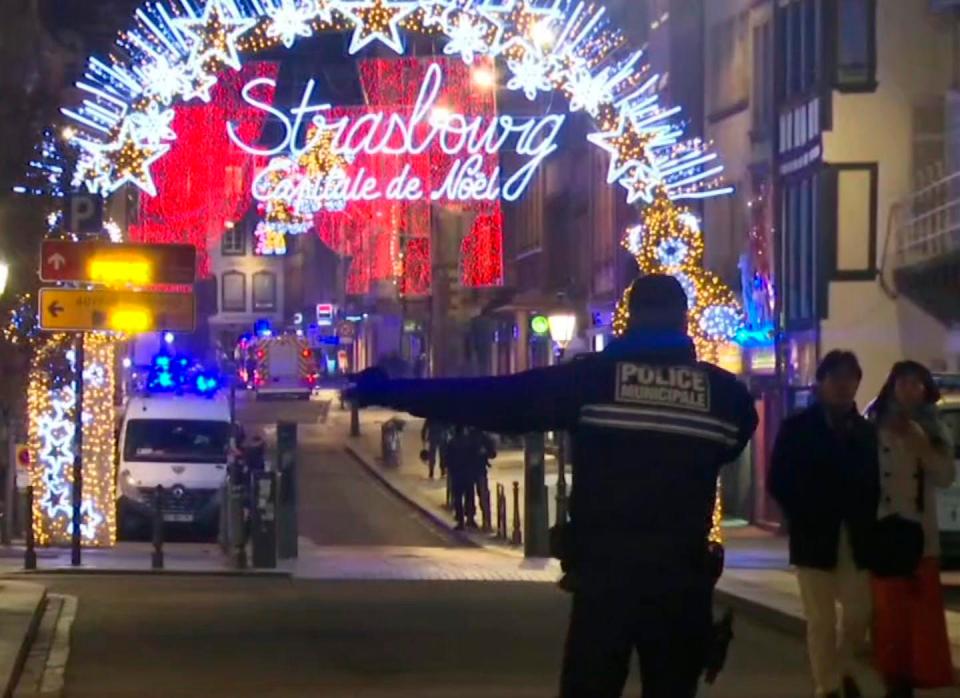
[39,288,195,333]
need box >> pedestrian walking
[445,425,487,530]
[769,351,880,698]
[475,431,497,530]
[420,419,449,479]
[866,361,956,698]
[349,274,758,697]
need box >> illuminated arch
[42,0,743,351]
[35,0,744,545]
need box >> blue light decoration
[33,0,735,215]
[698,305,741,342]
[655,237,690,268]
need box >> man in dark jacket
[769,351,879,698]
[350,275,757,697]
[445,426,493,529]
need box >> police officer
[349,275,757,697]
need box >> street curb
[1,582,47,698]
[4,568,292,579]
[344,444,479,548]
[713,587,806,639]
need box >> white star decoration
[267,0,318,48]
[343,0,415,54]
[506,52,552,100]
[174,0,256,72]
[490,0,563,57]
[587,113,656,184]
[418,0,452,28]
[78,120,171,197]
[182,69,219,103]
[127,103,177,145]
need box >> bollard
[277,422,298,560]
[250,471,278,569]
[151,485,164,570]
[350,402,360,437]
[24,486,36,571]
[228,458,247,570]
[479,478,492,532]
[218,483,229,554]
[511,481,522,546]
[495,484,506,540]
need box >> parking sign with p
[63,192,103,234]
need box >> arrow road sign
[39,241,196,285]
[39,288,196,333]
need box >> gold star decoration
[344,0,414,54]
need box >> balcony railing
[894,169,960,270]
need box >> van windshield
[942,409,960,459]
[124,419,229,464]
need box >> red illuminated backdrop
[131,56,504,293]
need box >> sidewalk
[0,581,47,697]
[341,406,960,672]
[339,406,562,547]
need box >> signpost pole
[71,333,84,566]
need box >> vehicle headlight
[119,469,143,502]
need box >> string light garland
[41,0,733,215]
[23,0,747,548]
[28,334,118,547]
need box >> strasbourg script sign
[227,63,565,212]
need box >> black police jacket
[353,329,758,592]
[768,404,880,570]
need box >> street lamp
[547,305,576,527]
[547,311,577,355]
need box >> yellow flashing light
[109,306,153,333]
[88,257,153,286]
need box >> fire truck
[241,334,318,400]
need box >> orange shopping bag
[872,557,955,689]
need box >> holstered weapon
[704,609,734,684]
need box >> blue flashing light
[195,373,220,395]
[163,332,175,344]
[146,351,222,397]
[254,319,273,337]
[734,326,775,348]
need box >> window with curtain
[709,11,750,115]
[252,271,277,311]
[221,271,246,312]
[836,0,876,90]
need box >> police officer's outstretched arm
[349,364,579,434]
[717,374,759,464]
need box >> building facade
[775,0,959,410]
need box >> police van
[117,393,231,539]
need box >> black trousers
[560,585,712,698]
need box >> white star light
[127,103,177,144]
[443,13,492,64]
[343,0,415,55]
[174,0,256,72]
[78,120,171,197]
[621,165,662,205]
[140,56,189,105]
[586,114,655,184]
[506,53,552,100]
[419,0,452,28]
[490,0,564,57]
[267,0,317,48]
[565,65,615,115]
[182,69,218,103]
